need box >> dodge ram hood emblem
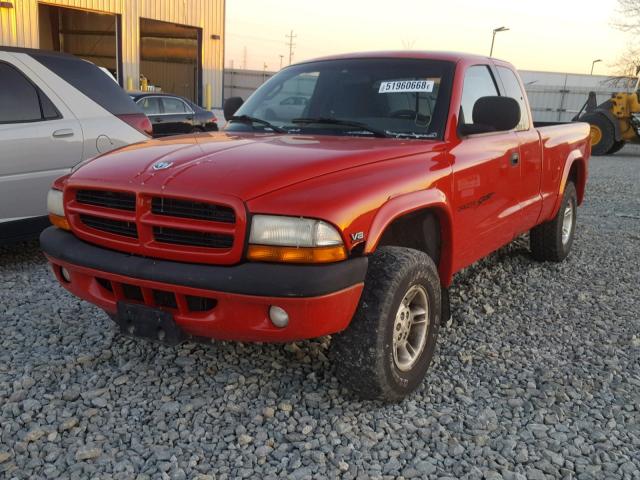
[152,161,174,171]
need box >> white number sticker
[378,80,435,94]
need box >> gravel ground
[1,152,639,480]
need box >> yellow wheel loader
[575,80,640,155]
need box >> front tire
[530,181,577,262]
[331,247,441,402]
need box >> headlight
[47,189,64,217]
[249,215,342,247]
[247,215,346,263]
[47,189,70,230]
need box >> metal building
[0,0,225,108]
[521,70,636,123]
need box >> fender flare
[551,151,587,218]
[364,188,455,286]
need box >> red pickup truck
[41,51,590,401]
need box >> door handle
[154,118,163,123]
[186,116,193,121]
[52,129,74,138]
[510,152,520,166]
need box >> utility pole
[286,30,296,65]
[242,46,247,70]
[279,54,284,70]
[263,62,268,83]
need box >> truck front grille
[67,189,245,265]
[80,214,138,238]
[77,190,136,211]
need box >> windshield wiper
[228,115,286,133]
[291,117,389,138]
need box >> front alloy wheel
[393,285,429,372]
[331,246,441,402]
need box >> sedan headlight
[47,189,70,230]
[247,215,346,263]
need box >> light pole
[590,59,602,75]
[490,26,509,57]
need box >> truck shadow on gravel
[2,228,594,419]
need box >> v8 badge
[350,231,365,243]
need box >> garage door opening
[140,18,201,104]
[38,5,121,84]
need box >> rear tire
[582,112,615,156]
[530,182,577,262]
[331,247,441,402]
[607,140,625,155]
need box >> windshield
[226,58,455,139]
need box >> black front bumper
[39,227,368,298]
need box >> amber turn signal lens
[247,245,347,264]
[49,214,71,231]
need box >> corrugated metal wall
[520,70,637,122]
[224,68,275,99]
[0,0,225,107]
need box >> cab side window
[460,65,499,126]
[496,66,530,130]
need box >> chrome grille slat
[151,197,236,223]
[80,214,138,238]
[153,226,233,248]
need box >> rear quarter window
[0,62,61,123]
[30,53,142,116]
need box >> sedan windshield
[226,58,455,139]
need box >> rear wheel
[582,112,615,156]
[331,247,441,402]
[530,181,577,262]
[607,140,625,155]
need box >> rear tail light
[117,113,153,137]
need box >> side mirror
[459,96,520,135]
[223,97,244,121]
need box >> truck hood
[69,132,445,201]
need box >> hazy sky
[226,0,630,75]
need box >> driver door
[451,65,522,271]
